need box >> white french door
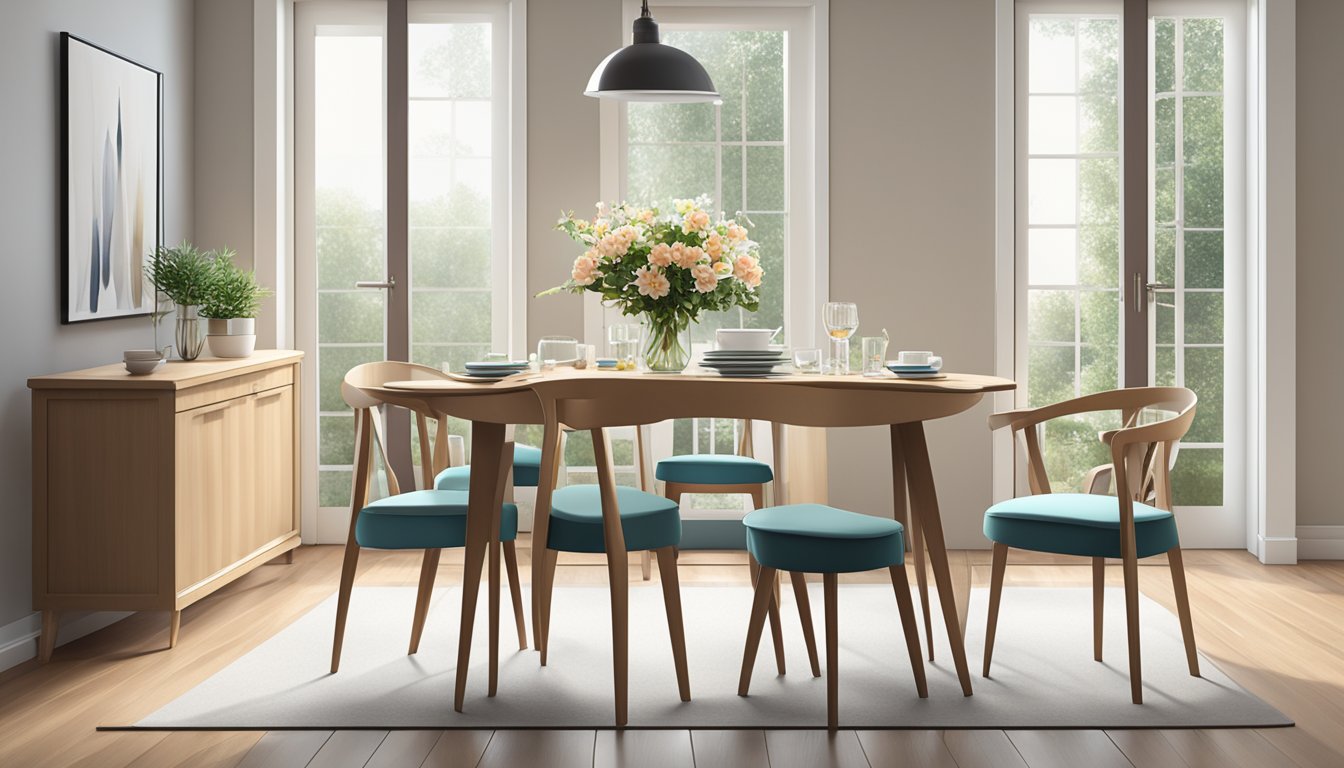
[1015,0,1245,546]
[295,0,524,542]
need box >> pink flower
[703,231,724,258]
[633,266,671,299]
[571,254,601,286]
[733,254,757,281]
[713,259,732,275]
[726,223,748,242]
[691,263,719,293]
[744,264,763,288]
[648,242,673,267]
[672,243,704,269]
[682,209,712,234]
[615,225,639,245]
[597,233,630,259]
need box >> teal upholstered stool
[656,453,774,486]
[434,443,544,491]
[738,504,928,730]
[357,489,519,549]
[983,387,1202,705]
[547,485,681,553]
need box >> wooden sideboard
[28,350,303,660]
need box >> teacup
[896,351,942,369]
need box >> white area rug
[132,585,1290,729]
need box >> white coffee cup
[896,351,942,369]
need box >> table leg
[591,428,631,727]
[896,421,974,696]
[454,421,507,712]
[890,426,933,661]
[488,436,511,697]
[531,403,561,657]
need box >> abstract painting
[61,33,161,324]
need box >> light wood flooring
[1,539,1342,767]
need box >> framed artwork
[60,32,162,324]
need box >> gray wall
[0,0,195,634]
[1296,0,1342,528]
[194,0,254,261]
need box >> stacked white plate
[885,362,946,380]
[699,347,790,378]
[461,360,529,379]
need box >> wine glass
[822,302,859,375]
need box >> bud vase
[642,315,692,373]
[175,304,205,361]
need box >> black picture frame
[60,32,164,324]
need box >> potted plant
[146,242,215,360]
[202,251,271,358]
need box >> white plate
[892,371,947,380]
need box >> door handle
[1146,281,1174,307]
[355,276,396,290]
[1133,273,1174,312]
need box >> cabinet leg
[271,549,295,565]
[169,610,182,649]
[38,611,58,663]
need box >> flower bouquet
[544,196,765,371]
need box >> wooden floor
[2,539,1343,768]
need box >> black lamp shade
[584,10,720,103]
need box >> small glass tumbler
[793,347,822,374]
[608,323,641,370]
[861,336,889,376]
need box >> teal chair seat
[744,504,905,574]
[547,485,681,554]
[356,489,518,550]
[983,493,1178,559]
[655,453,773,485]
[433,444,544,491]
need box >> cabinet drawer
[175,365,293,412]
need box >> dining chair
[737,504,927,731]
[331,361,527,674]
[532,408,691,727]
[642,420,822,679]
[981,387,1201,704]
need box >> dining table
[367,366,1016,713]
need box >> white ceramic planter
[206,317,257,358]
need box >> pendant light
[584,1,720,103]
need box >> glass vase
[175,304,205,361]
[642,315,692,373]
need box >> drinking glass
[860,336,889,376]
[608,323,640,370]
[821,302,859,375]
[537,336,578,366]
[793,348,822,374]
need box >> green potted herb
[202,251,272,358]
[146,242,215,360]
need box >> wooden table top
[28,349,304,390]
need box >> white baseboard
[1257,534,1299,564]
[1298,525,1344,560]
[0,610,132,675]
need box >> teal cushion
[656,453,773,485]
[433,443,544,491]
[356,490,518,549]
[744,504,905,574]
[547,485,681,554]
[983,493,1178,559]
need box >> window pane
[1183,95,1224,228]
[745,145,785,211]
[1029,290,1075,343]
[411,226,490,289]
[721,144,743,215]
[1155,97,1176,166]
[1154,345,1176,387]
[1028,228,1077,286]
[1029,96,1077,154]
[1029,18,1077,93]
[412,290,491,344]
[1078,226,1119,288]
[1154,226,1176,285]
[626,144,716,203]
[319,292,383,344]
[1028,345,1076,407]
[1079,92,1118,153]
[1173,448,1222,506]
[1184,230,1223,288]
[319,345,385,412]
[1184,291,1223,344]
[1154,18,1176,93]
[409,22,490,98]
[744,31,785,142]
[1182,19,1224,93]
[320,415,355,466]
[1185,346,1224,442]
[1079,157,1119,227]
[628,101,715,144]
[1028,159,1077,225]
[1078,19,1119,94]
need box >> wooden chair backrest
[341,361,453,508]
[989,387,1197,513]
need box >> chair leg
[1167,546,1200,677]
[749,557,786,675]
[330,538,362,674]
[889,564,928,698]
[607,547,630,727]
[538,548,559,666]
[789,572,822,678]
[982,542,1008,678]
[641,551,652,581]
[408,548,442,654]
[656,546,691,701]
[910,508,933,661]
[1093,556,1105,662]
[738,565,779,696]
[1121,545,1143,704]
[503,541,527,650]
[824,572,839,732]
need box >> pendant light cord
[640,0,651,18]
